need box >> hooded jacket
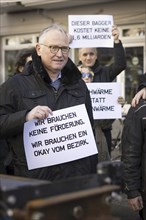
[0,50,97,181]
[121,99,146,200]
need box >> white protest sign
[86,82,122,119]
[23,104,98,170]
[68,15,113,48]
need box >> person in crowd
[78,65,125,161]
[121,97,146,220]
[0,48,35,175]
[78,65,94,83]
[131,73,146,107]
[14,47,34,73]
[77,25,126,156]
[0,24,98,181]
[78,65,110,162]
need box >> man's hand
[128,196,143,211]
[112,25,120,43]
[131,88,146,107]
[26,105,53,121]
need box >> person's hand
[131,88,146,107]
[117,96,126,107]
[26,105,53,121]
[128,196,143,211]
[112,25,120,43]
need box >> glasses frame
[40,43,70,54]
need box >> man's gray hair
[38,24,68,43]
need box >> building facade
[0,0,145,103]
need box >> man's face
[36,30,69,74]
[79,48,97,67]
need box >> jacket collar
[29,49,82,85]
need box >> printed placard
[23,104,98,170]
[68,15,113,48]
[87,82,122,119]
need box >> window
[125,46,144,103]
[1,34,38,81]
[122,27,145,37]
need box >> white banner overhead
[23,104,98,170]
[68,15,113,48]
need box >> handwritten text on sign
[68,15,113,48]
[23,104,98,170]
[86,83,122,119]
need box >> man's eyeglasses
[82,73,93,78]
[40,44,70,54]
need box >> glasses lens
[82,73,93,78]
[61,47,70,53]
[50,46,58,54]
[50,46,69,54]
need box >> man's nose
[56,49,63,56]
[86,54,91,58]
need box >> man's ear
[36,43,41,56]
[67,34,73,44]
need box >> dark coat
[92,41,126,82]
[121,99,146,200]
[0,51,97,181]
[0,139,9,174]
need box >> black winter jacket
[0,51,97,181]
[121,99,146,200]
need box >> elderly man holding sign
[0,24,98,181]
